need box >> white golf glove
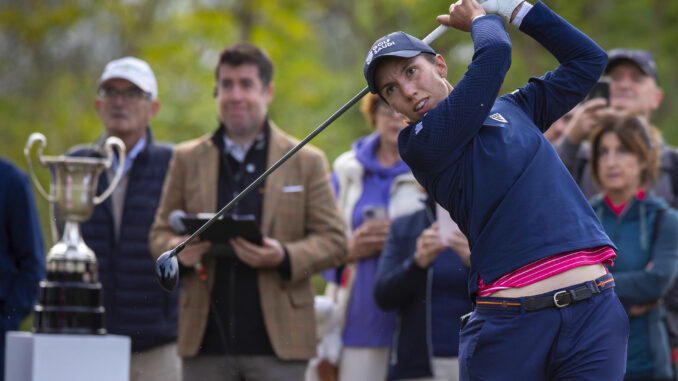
[477,0,524,23]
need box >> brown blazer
[149,123,346,360]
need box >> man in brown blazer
[149,42,346,381]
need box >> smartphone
[436,203,460,243]
[362,206,388,221]
[584,80,610,103]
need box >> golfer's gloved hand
[477,0,524,23]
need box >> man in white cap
[69,56,180,380]
[96,56,161,152]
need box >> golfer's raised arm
[398,14,512,175]
[505,2,608,131]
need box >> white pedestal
[5,331,130,381]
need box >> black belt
[474,273,615,312]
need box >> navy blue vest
[73,130,177,352]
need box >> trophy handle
[93,136,126,205]
[24,132,56,203]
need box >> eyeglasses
[97,87,151,101]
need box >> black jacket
[375,202,471,380]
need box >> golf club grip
[173,24,449,254]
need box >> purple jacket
[330,133,413,347]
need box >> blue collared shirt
[112,134,147,175]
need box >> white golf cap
[98,56,158,100]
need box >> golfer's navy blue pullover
[398,2,614,296]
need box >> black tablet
[181,214,263,245]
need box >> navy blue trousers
[459,280,629,380]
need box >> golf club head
[156,249,179,292]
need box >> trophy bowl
[25,132,125,334]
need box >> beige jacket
[149,123,346,359]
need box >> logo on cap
[372,38,395,56]
[363,31,436,94]
[366,51,374,66]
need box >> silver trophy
[25,132,125,334]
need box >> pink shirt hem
[477,246,616,297]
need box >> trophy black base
[33,279,106,335]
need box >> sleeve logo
[488,113,508,123]
[414,122,424,135]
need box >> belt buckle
[553,290,570,308]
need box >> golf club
[155,24,450,292]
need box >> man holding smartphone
[556,49,670,203]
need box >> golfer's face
[216,63,273,141]
[375,54,449,123]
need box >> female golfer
[363,0,629,379]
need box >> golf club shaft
[173,24,449,256]
[423,25,448,44]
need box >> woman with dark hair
[589,113,678,381]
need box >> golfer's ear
[435,54,448,77]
